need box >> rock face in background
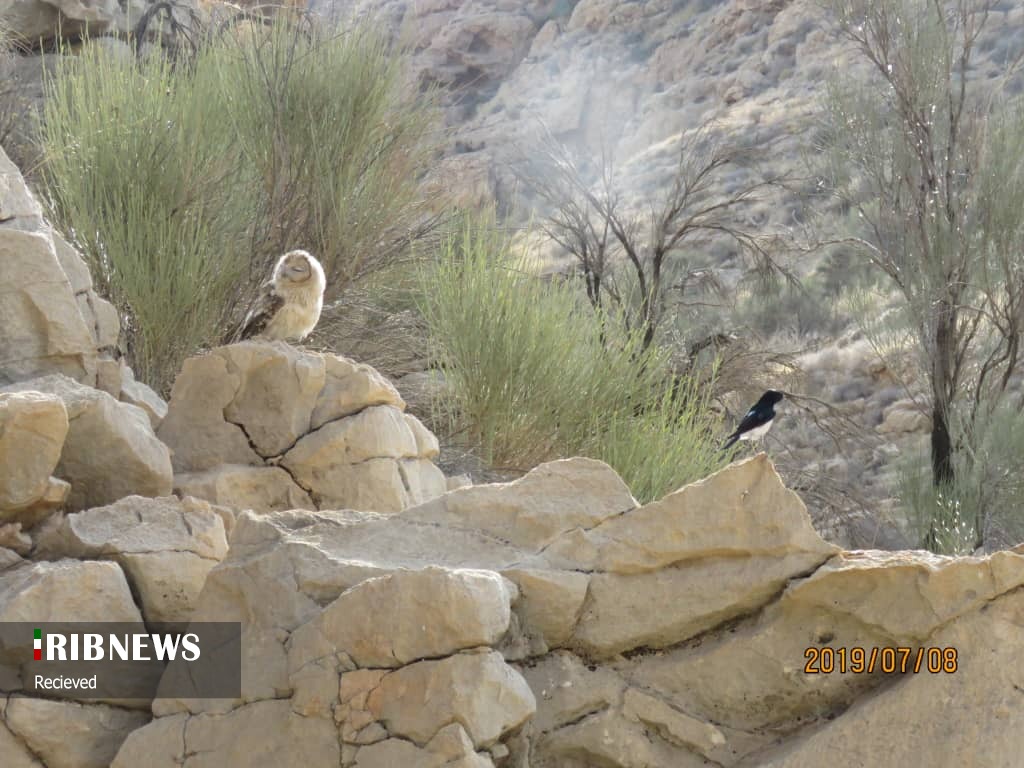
[161,341,447,513]
[0,148,116,387]
[332,0,1023,224]
[113,454,1024,767]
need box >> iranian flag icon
[33,629,41,661]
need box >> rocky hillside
[2,142,1024,767]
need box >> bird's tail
[722,432,740,450]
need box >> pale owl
[238,250,326,342]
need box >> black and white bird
[723,390,784,449]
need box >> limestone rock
[118,365,167,430]
[174,465,314,513]
[405,457,637,550]
[354,723,494,768]
[3,697,148,768]
[541,454,838,573]
[156,353,264,472]
[160,342,444,513]
[0,558,143,623]
[110,713,186,768]
[371,650,536,748]
[311,354,405,428]
[2,375,172,510]
[0,391,68,524]
[754,589,1024,767]
[35,495,229,622]
[404,413,440,458]
[0,229,98,386]
[219,342,326,457]
[181,699,340,767]
[572,551,828,657]
[289,566,514,669]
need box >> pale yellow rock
[572,551,830,657]
[545,454,837,573]
[354,723,495,768]
[174,464,314,512]
[4,697,148,768]
[2,375,172,510]
[291,456,410,512]
[405,457,638,550]
[502,568,589,649]
[516,650,624,735]
[218,341,326,457]
[284,405,418,466]
[404,413,440,458]
[35,495,228,622]
[289,566,514,670]
[36,495,227,561]
[94,357,122,398]
[0,559,143,624]
[110,713,186,768]
[398,458,448,506]
[118,364,167,430]
[183,699,340,767]
[622,688,726,759]
[372,650,536,748]
[752,590,1024,768]
[0,391,68,518]
[0,718,41,767]
[157,354,260,472]
[311,354,405,429]
[51,231,91,293]
[538,708,708,768]
[119,550,217,623]
[0,230,97,385]
[783,548,1024,641]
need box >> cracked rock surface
[160,341,447,513]
[109,454,1024,767]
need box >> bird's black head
[758,390,785,408]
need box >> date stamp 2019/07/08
[804,646,958,674]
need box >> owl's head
[275,250,325,287]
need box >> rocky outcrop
[0,391,69,526]
[159,341,447,513]
[35,495,231,622]
[1,375,173,511]
[109,454,1024,767]
[0,148,111,387]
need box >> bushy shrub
[40,18,435,391]
[898,401,1024,554]
[419,216,730,503]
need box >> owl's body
[239,250,326,342]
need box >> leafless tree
[517,122,792,354]
[823,0,1024,546]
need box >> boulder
[289,567,515,669]
[0,558,142,623]
[118,365,167,430]
[161,342,445,513]
[3,697,148,768]
[370,650,536,748]
[113,455,1024,767]
[35,495,229,622]
[2,375,172,510]
[0,391,69,525]
[173,465,314,513]
[0,229,98,386]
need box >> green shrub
[419,216,730,503]
[40,18,435,391]
[897,401,1024,554]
